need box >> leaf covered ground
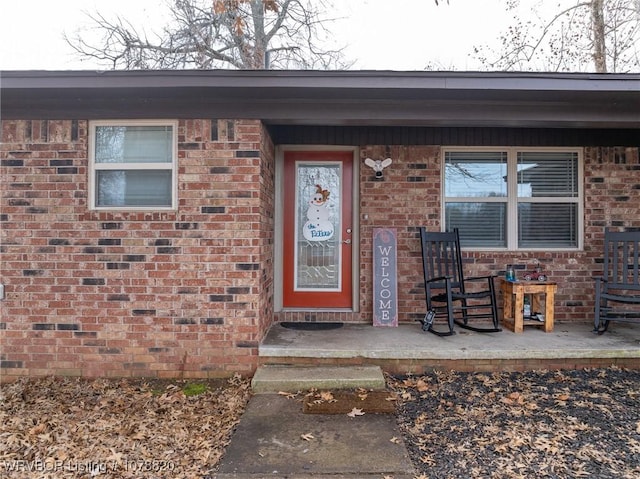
[1,368,639,479]
[391,367,640,479]
[0,375,251,478]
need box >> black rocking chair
[419,227,501,336]
[594,228,640,334]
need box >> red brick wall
[358,145,640,325]
[359,146,441,323]
[0,119,275,380]
[257,124,275,338]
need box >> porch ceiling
[1,70,639,129]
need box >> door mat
[280,321,344,331]
[302,389,397,414]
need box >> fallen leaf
[401,391,414,401]
[278,391,297,399]
[347,407,365,417]
[403,378,417,387]
[28,423,47,436]
[420,455,436,466]
[300,433,315,441]
[390,436,401,444]
[320,391,335,402]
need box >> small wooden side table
[500,280,557,333]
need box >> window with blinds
[89,121,177,209]
[444,148,582,250]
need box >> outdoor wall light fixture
[364,157,392,180]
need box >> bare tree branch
[473,0,640,73]
[66,0,350,70]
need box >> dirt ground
[1,367,639,479]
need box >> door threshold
[280,308,355,313]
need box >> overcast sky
[0,0,514,71]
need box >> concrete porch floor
[259,321,640,373]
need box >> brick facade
[1,119,274,380]
[2,117,639,380]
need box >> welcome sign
[372,227,398,327]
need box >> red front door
[283,151,353,308]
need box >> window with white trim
[89,121,177,209]
[443,148,582,250]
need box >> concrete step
[251,365,386,393]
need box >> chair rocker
[594,228,640,334]
[419,227,501,336]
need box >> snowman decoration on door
[303,184,334,241]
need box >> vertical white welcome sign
[373,227,398,327]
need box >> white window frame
[442,146,584,251]
[89,120,178,211]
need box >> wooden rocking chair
[419,227,501,336]
[594,228,640,334]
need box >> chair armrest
[465,275,496,282]
[425,275,451,284]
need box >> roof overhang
[1,70,639,128]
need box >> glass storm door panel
[283,151,353,308]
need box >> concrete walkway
[214,393,416,479]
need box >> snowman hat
[315,184,330,203]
